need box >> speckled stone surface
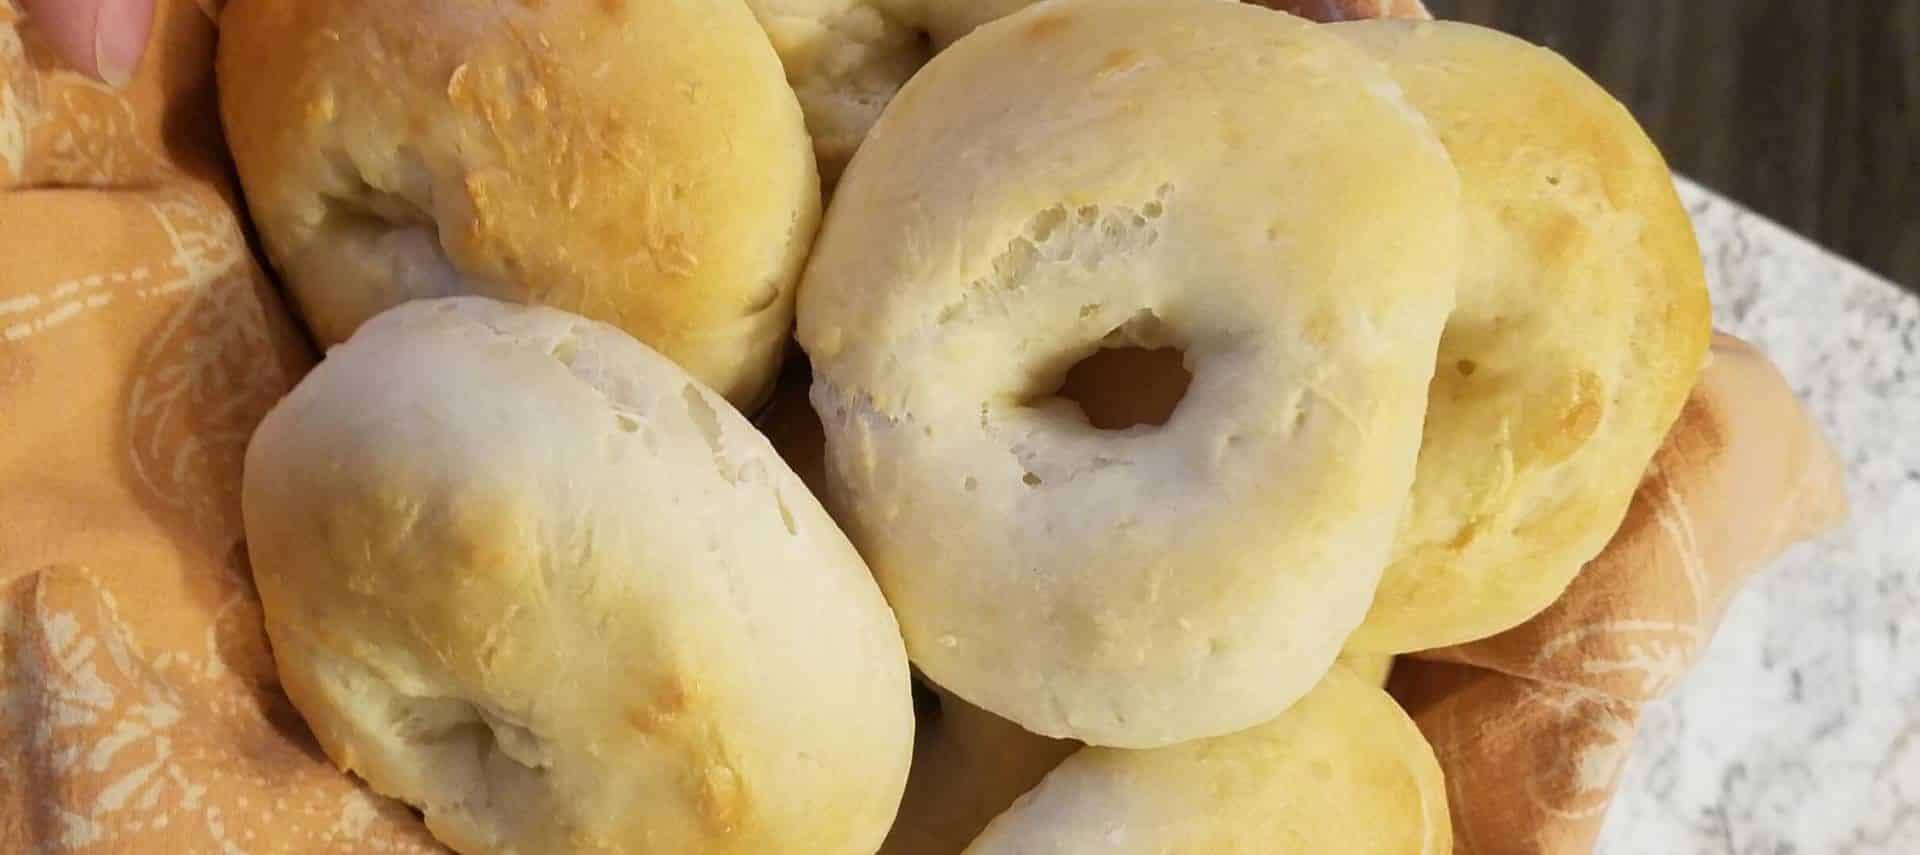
[1595,180,1920,853]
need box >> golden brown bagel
[218,0,819,409]
[1335,20,1713,653]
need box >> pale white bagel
[964,666,1450,854]
[798,0,1461,747]
[241,298,913,855]
[218,0,819,409]
[1332,20,1713,653]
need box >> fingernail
[93,0,153,88]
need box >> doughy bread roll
[799,0,1461,747]
[965,667,1450,854]
[1334,20,1713,653]
[241,298,912,854]
[218,0,819,409]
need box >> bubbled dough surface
[963,667,1450,854]
[217,0,819,409]
[798,0,1461,747]
[241,298,912,855]
[1334,21,1713,654]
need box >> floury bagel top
[217,0,820,410]
[798,0,1464,747]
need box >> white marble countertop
[1596,180,1920,853]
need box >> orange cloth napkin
[1390,334,1849,855]
[0,1,1844,853]
[1,1,437,850]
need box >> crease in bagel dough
[242,298,913,854]
[961,666,1450,854]
[1331,20,1714,654]
[218,0,820,410]
[877,680,1080,855]
[797,0,1462,748]
[276,635,557,853]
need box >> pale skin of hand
[21,0,156,87]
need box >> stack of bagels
[220,0,1724,852]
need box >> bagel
[797,0,1461,747]
[765,368,1405,700]
[1332,20,1713,653]
[964,666,1450,854]
[241,298,913,854]
[218,0,819,409]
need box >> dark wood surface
[1428,0,1920,294]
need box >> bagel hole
[911,28,935,67]
[1027,310,1192,431]
[391,694,551,774]
[324,166,436,229]
[1054,346,1192,431]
